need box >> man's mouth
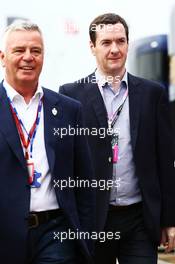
[20,66,34,70]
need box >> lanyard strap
[8,96,43,160]
[108,89,128,129]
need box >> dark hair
[89,13,129,45]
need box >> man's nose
[23,50,33,60]
[110,42,119,53]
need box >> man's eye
[32,49,42,55]
[102,41,110,45]
[14,49,24,53]
[119,39,126,44]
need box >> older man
[0,20,95,264]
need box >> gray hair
[0,20,43,51]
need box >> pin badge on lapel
[52,107,57,116]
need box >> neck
[111,81,121,92]
[15,87,36,104]
[5,78,37,104]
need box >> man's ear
[0,51,5,67]
[89,41,96,56]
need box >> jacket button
[108,157,112,163]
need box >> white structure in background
[0,0,175,91]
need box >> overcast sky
[0,0,175,90]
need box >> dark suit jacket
[59,72,175,244]
[0,82,95,264]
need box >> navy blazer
[60,72,175,244]
[0,82,95,264]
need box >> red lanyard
[10,104,39,160]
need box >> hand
[161,227,175,253]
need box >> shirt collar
[95,69,108,88]
[3,79,43,103]
[95,69,128,95]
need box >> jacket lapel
[84,74,108,128]
[128,73,141,152]
[0,82,26,168]
[43,88,62,174]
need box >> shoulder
[43,87,82,109]
[59,72,95,92]
[128,73,166,95]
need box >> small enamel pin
[52,107,57,116]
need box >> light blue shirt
[96,70,142,205]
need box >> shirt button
[108,157,112,163]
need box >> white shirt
[3,80,58,212]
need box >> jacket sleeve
[74,103,96,254]
[157,88,175,226]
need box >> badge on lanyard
[111,133,119,163]
[27,158,34,184]
[30,170,42,188]
[27,158,42,188]
[107,86,128,164]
